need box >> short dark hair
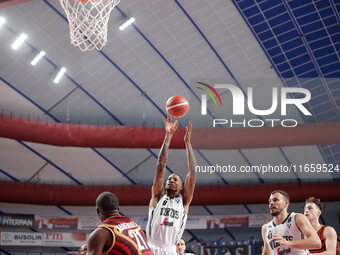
[270,190,290,201]
[96,192,119,212]
[177,174,184,186]
[305,197,322,212]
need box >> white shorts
[148,240,177,255]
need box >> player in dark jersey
[304,197,339,255]
[86,192,153,255]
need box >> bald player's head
[96,192,119,216]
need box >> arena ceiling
[0,0,339,205]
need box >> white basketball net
[59,0,120,51]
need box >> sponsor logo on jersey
[160,218,168,226]
[160,208,179,219]
[269,239,280,249]
[278,247,291,255]
[160,218,174,227]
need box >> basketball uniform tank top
[309,225,339,254]
[265,212,307,255]
[98,215,153,255]
[146,194,187,247]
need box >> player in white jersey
[261,190,321,255]
[146,116,197,255]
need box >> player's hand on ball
[184,120,192,144]
[163,115,178,136]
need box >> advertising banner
[44,232,88,247]
[35,215,78,230]
[131,216,149,230]
[29,214,271,230]
[249,214,272,228]
[201,243,250,255]
[133,214,264,229]
[132,215,249,230]
[206,215,249,229]
[0,232,43,246]
[0,232,88,247]
[77,216,101,230]
[0,214,35,228]
[185,215,205,229]
[189,241,264,255]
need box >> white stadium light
[0,17,5,27]
[119,17,135,31]
[11,33,27,50]
[53,67,66,84]
[31,51,46,66]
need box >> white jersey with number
[146,194,187,255]
[265,212,307,255]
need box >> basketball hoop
[59,0,120,51]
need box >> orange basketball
[166,95,189,117]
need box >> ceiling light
[31,51,46,66]
[11,33,27,50]
[0,17,5,27]
[119,17,135,31]
[53,67,66,84]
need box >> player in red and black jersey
[304,197,339,255]
[86,192,153,255]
